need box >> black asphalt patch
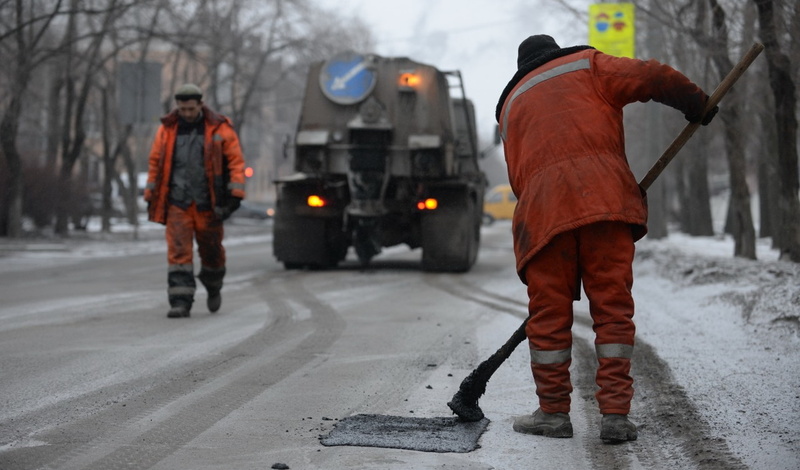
[319,414,490,453]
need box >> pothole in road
[319,414,490,453]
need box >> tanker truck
[273,51,486,272]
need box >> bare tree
[0,0,374,237]
[154,0,372,129]
[0,0,140,236]
[52,0,140,235]
[640,2,669,239]
[638,0,757,258]
[99,0,170,231]
[678,131,716,236]
[704,0,757,258]
[0,0,65,237]
[753,0,800,261]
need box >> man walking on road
[144,83,246,319]
[496,35,717,442]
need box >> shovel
[448,42,765,421]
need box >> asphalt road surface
[0,222,752,469]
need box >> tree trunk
[754,0,800,262]
[683,134,715,236]
[101,88,114,233]
[0,0,42,238]
[46,65,64,169]
[54,0,78,236]
[118,125,138,227]
[55,0,113,235]
[757,98,779,240]
[0,98,24,238]
[721,103,757,259]
[708,0,756,259]
[641,7,668,239]
[644,104,668,239]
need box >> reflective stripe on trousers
[168,263,195,307]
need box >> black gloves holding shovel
[686,101,719,126]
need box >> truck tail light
[417,198,438,210]
[307,195,327,207]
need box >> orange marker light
[244,167,254,178]
[399,72,421,88]
[307,195,326,207]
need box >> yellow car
[483,184,517,224]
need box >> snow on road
[0,224,797,469]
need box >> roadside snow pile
[636,233,800,341]
[633,232,799,469]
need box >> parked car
[483,184,516,224]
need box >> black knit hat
[517,35,561,68]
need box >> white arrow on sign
[331,61,367,91]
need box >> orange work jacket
[144,106,246,225]
[498,49,707,280]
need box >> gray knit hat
[174,83,203,101]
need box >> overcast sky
[315,0,593,144]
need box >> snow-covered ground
[1,221,797,469]
[633,233,799,469]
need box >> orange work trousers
[522,221,635,415]
[166,203,226,308]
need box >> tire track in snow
[6,270,345,470]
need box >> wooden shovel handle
[639,42,765,191]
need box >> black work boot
[513,408,573,438]
[198,267,225,313]
[207,289,221,313]
[167,303,191,318]
[600,414,638,443]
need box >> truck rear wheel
[274,214,348,270]
[421,195,480,272]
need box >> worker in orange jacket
[497,35,717,442]
[144,84,246,319]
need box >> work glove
[214,196,241,221]
[700,105,719,125]
[686,100,719,126]
[228,196,241,213]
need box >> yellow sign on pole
[589,3,635,58]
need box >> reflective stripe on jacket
[499,49,707,281]
[144,106,246,225]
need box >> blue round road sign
[319,52,377,105]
